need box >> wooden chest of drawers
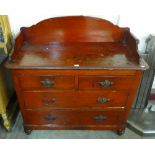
[6,16,148,135]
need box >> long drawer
[79,75,135,90]
[23,91,128,109]
[24,110,124,126]
[19,75,75,90]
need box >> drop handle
[42,98,56,105]
[98,80,113,87]
[97,97,110,104]
[94,115,107,121]
[45,116,57,121]
[41,78,54,88]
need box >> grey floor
[0,113,154,139]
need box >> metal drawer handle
[41,78,54,88]
[42,98,56,105]
[94,115,107,121]
[98,80,113,87]
[97,97,110,104]
[45,115,57,121]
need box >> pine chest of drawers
[6,16,148,135]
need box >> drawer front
[79,76,134,90]
[23,91,128,109]
[19,75,75,90]
[25,110,124,126]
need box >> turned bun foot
[116,129,125,136]
[24,128,32,135]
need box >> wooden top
[6,16,148,70]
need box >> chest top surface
[6,16,148,70]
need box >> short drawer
[19,75,75,90]
[23,91,128,109]
[24,110,124,126]
[79,76,135,90]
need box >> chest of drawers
[6,16,148,135]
